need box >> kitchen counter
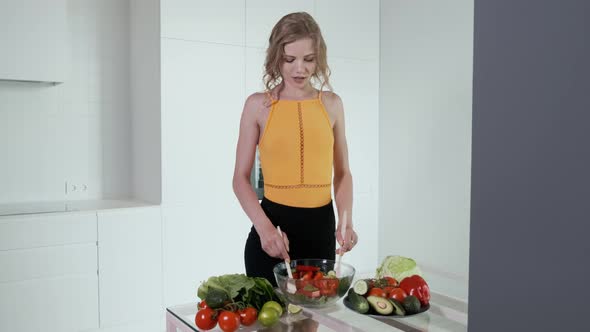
[166,290,467,332]
[0,199,156,217]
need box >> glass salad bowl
[273,258,355,308]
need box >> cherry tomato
[388,287,408,302]
[197,300,208,309]
[302,271,314,280]
[195,307,217,330]
[218,310,240,332]
[239,306,258,326]
[367,287,387,298]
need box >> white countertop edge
[0,199,159,217]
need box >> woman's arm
[232,93,290,260]
[326,93,358,254]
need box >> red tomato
[313,271,324,280]
[195,307,217,330]
[197,301,208,309]
[218,311,240,332]
[382,276,399,287]
[367,287,387,298]
[238,307,257,326]
[302,271,314,280]
[383,286,395,296]
[388,288,408,302]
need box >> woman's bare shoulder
[321,91,344,113]
[321,90,342,103]
[242,92,271,120]
[245,92,268,108]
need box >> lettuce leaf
[197,274,283,311]
[218,274,255,299]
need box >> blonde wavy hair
[263,12,332,98]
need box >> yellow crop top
[259,94,334,208]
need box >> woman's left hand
[336,226,358,254]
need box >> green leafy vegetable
[375,255,423,281]
[197,274,283,311]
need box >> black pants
[244,197,336,287]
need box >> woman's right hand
[256,223,290,260]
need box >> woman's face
[280,37,317,89]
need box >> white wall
[379,1,473,301]
[160,0,380,306]
[130,0,162,203]
[0,0,132,203]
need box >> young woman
[233,12,358,285]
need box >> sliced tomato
[296,265,321,272]
[313,271,324,280]
[315,278,339,296]
[297,287,321,298]
[296,278,311,290]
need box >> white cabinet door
[97,206,163,327]
[0,276,99,332]
[0,212,99,332]
[0,0,67,83]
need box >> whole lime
[257,308,279,327]
[261,300,284,316]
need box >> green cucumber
[352,279,370,296]
[402,295,421,314]
[205,287,229,309]
[346,288,370,314]
[388,298,406,316]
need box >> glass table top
[166,291,467,332]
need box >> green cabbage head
[375,255,423,281]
